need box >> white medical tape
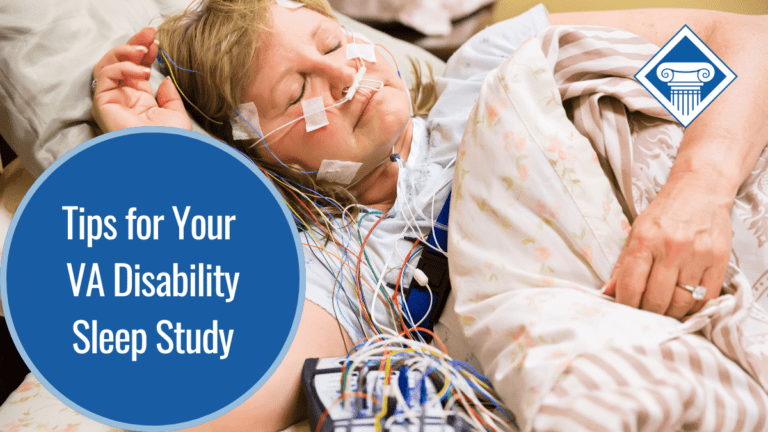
[343,66,367,102]
[301,97,329,132]
[231,102,262,140]
[341,27,372,44]
[275,0,304,8]
[317,160,363,185]
[346,43,376,63]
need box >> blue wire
[304,232,365,341]
[464,378,517,427]
[266,171,381,337]
[227,145,366,338]
[272,172,358,279]
[272,172,356,280]
[153,49,378,341]
[233,109,318,175]
[449,360,492,387]
[157,49,200,73]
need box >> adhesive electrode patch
[346,44,376,63]
[232,102,262,140]
[302,97,329,132]
[0,128,304,431]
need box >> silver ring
[679,284,706,300]
[91,78,98,96]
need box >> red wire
[303,243,394,309]
[282,185,381,332]
[355,210,390,334]
[397,327,448,354]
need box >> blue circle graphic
[1,128,305,430]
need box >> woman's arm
[178,300,353,432]
[92,27,192,133]
[549,10,768,318]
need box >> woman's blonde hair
[157,0,436,234]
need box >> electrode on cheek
[231,102,263,140]
[301,97,330,132]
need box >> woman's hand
[92,26,192,133]
[603,171,732,319]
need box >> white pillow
[0,0,445,177]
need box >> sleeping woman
[91,1,768,430]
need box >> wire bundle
[316,333,517,432]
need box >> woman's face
[244,4,413,180]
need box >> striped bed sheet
[448,25,768,431]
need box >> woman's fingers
[94,45,150,77]
[664,285,700,319]
[156,77,185,114]
[614,245,653,309]
[664,262,706,319]
[93,27,157,77]
[94,61,152,96]
[639,261,679,314]
[125,26,157,52]
[688,260,728,314]
[145,39,159,68]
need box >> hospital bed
[3,1,768,431]
[0,0,448,430]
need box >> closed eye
[325,40,341,55]
[288,40,340,107]
[289,75,306,106]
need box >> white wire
[340,335,513,431]
[249,26,380,151]
[249,97,349,150]
[401,282,434,329]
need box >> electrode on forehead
[301,97,329,132]
[346,43,376,63]
[231,102,262,140]
[275,0,304,8]
[317,160,363,185]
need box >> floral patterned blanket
[449,26,768,432]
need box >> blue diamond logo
[635,25,736,128]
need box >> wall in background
[492,0,767,24]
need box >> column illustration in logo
[635,25,736,128]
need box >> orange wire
[183,0,197,12]
[397,327,447,354]
[354,210,390,333]
[283,184,394,334]
[376,44,401,73]
[303,243,395,310]
[283,183,369,261]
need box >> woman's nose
[315,56,359,101]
